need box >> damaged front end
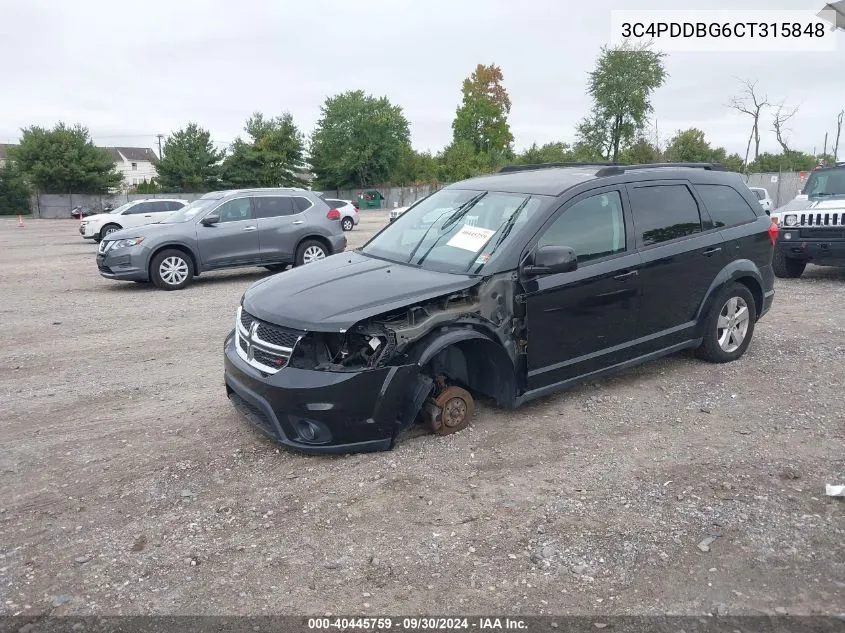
[224,273,523,453]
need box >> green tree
[436,139,497,182]
[390,145,439,186]
[154,123,223,192]
[221,112,306,188]
[0,162,30,215]
[10,123,122,193]
[516,142,574,164]
[452,63,514,160]
[618,137,662,164]
[134,178,160,194]
[663,128,723,163]
[576,42,668,162]
[748,151,822,173]
[309,90,411,189]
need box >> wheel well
[424,338,517,408]
[148,245,199,278]
[297,235,332,256]
[735,276,763,318]
[100,222,122,234]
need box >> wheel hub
[427,381,475,436]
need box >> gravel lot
[1,213,844,617]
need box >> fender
[405,326,496,367]
[694,258,764,336]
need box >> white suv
[79,198,189,242]
[748,187,773,214]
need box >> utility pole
[823,132,829,161]
[156,134,164,160]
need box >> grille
[797,212,844,226]
[228,390,276,438]
[235,307,304,374]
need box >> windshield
[360,189,544,274]
[802,167,845,197]
[110,202,133,214]
[160,198,219,223]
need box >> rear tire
[696,283,756,364]
[150,249,193,291]
[772,250,806,278]
[295,240,328,266]
[341,217,354,231]
[100,224,121,240]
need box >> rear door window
[252,197,294,218]
[292,197,313,213]
[695,184,759,228]
[628,184,703,247]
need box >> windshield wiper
[464,197,531,272]
[405,193,486,263]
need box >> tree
[309,90,411,189]
[437,139,496,182]
[728,79,770,167]
[618,137,661,164]
[663,128,723,163]
[576,42,668,162]
[772,102,800,154]
[10,123,122,193]
[154,123,223,192]
[834,109,843,162]
[452,63,514,160]
[220,112,306,188]
[134,178,160,194]
[390,145,438,186]
[0,162,30,215]
[747,151,818,173]
[516,142,573,164]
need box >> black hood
[241,251,479,331]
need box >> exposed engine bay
[289,275,522,373]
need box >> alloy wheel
[302,245,326,264]
[716,296,750,353]
[159,256,189,286]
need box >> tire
[100,224,121,240]
[295,240,328,266]
[150,249,193,291]
[341,217,354,231]
[263,264,288,272]
[772,250,806,278]
[696,283,756,364]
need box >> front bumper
[776,230,845,265]
[80,224,98,239]
[96,245,151,281]
[223,330,424,454]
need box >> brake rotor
[430,385,475,435]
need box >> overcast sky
[1,0,843,159]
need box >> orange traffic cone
[17,215,24,228]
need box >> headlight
[784,214,798,227]
[111,237,145,249]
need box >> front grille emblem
[246,322,259,361]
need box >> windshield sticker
[446,225,496,252]
[474,254,492,265]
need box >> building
[103,147,158,191]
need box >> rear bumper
[223,330,423,454]
[329,233,347,254]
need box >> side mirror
[201,213,220,226]
[522,245,577,276]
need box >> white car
[79,198,189,242]
[323,198,359,231]
[748,187,773,214]
[388,206,409,222]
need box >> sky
[0,0,843,159]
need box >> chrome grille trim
[797,211,843,227]
[235,306,304,374]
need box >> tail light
[354,207,359,213]
[326,208,341,220]
[768,222,779,245]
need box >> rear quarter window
[695,184,759,227]
[292,197,314,213]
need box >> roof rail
[498,161,620,173]
[595,162,728,177]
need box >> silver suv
[96,188,347,290]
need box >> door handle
[613,270,638,281]
[702,247,722,256]
[144,215,152,218]
[292,220,305,225]
[243,226,257,232]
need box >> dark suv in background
[223,162,775,454]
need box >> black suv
[770,164,845,278]
[223,162,776,454]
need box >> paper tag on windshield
[446,225,495,252]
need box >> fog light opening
[296,419,319,442]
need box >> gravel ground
[1,214,844,617]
